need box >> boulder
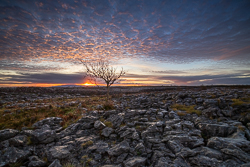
[48,159,62,167]
[107,113,124,128]
[124,157,146,167]
[0,146,30,166]
[108,140,130,156]
[23,126,56,144]
[28,156,47,167]
[32,117,63,130]
[154,157,171,167]
[172,157,190,167]
[102,127,114,137]
[221,145,250,163]
[87,141,109,154]
[207,136,250,153]
[8,135,27,147]
[189,155,221,167]
[198,123,237,137]
[0,129,19,142]
[94,120,106,130]
[77,116,99,129]
[47,145,72,161]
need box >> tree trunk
[106,84,110,101]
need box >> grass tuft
[103,102,115,110]
[172,104,201,116]
[62,163,75,167]
[177,111,187,116]
[81,140,93,148]
[104,121,113,128]
[232,98,250,107]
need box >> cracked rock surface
[0,87,250,166]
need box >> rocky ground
[0,87,250,167]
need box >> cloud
[123,73,250,85]
[0,72,86,84]
[0,0,250,85]
[0,0,249,64]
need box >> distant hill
[51,85,84,88]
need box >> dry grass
[81,140,94,148]
[104,121,113,128]
[0,95,114,130]
[177,111,187,116]
[172,104,201,116]
[232,98,250,107]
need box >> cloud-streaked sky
[0,0,250,86]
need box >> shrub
[103,102,115,110]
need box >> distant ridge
[51,85,84,88]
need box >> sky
[0,0,250,87]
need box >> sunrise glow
[0,0,249,86]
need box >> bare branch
[80,59,125,100]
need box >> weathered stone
[107,113,124,128]
[167,140,183,153]
[75,135,98,146]
[207,137,250,153]
[239,113,250,125]
[196,98,204,104]
[0,146,30,166]
[108,140,130,156]
[87,141,109,154]
[203,99,218,107]
[124,157,146,167]
[219,159,243,167]
[32,117,63,130]
[154,157,171,167]
[102,127,114,137]
[221,110,234,117]
[48,159,62,167]
[77,115,99,129]
[48,145,72,161]
[189,155,221,167]
[202,107,218,118]
[0,129,19,142]
[116,153,128,163]
[241,162,250,167]
[23,127,56,144]
[198,123,237,137]
[94,120,106,129]
[28,156,47,167]
[169,111,179,119]
[194,146,223,160]
[176,147,198,158]
[8,135,27,147]
[221,145,250,163]
[135,143,146,153]
[172,157,190,167]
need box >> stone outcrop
[0,87,250,166]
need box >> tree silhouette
[81,59,125,101]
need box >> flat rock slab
[0,129,19,142]
[124,157,146,167]
[48,146,71,161]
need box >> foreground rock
[0,87,250,166]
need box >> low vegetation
[0,95,114,130]
[81,140,94,148]
[232,97,250,107]
[172,104,202,116]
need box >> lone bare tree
[81,59,125,101]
